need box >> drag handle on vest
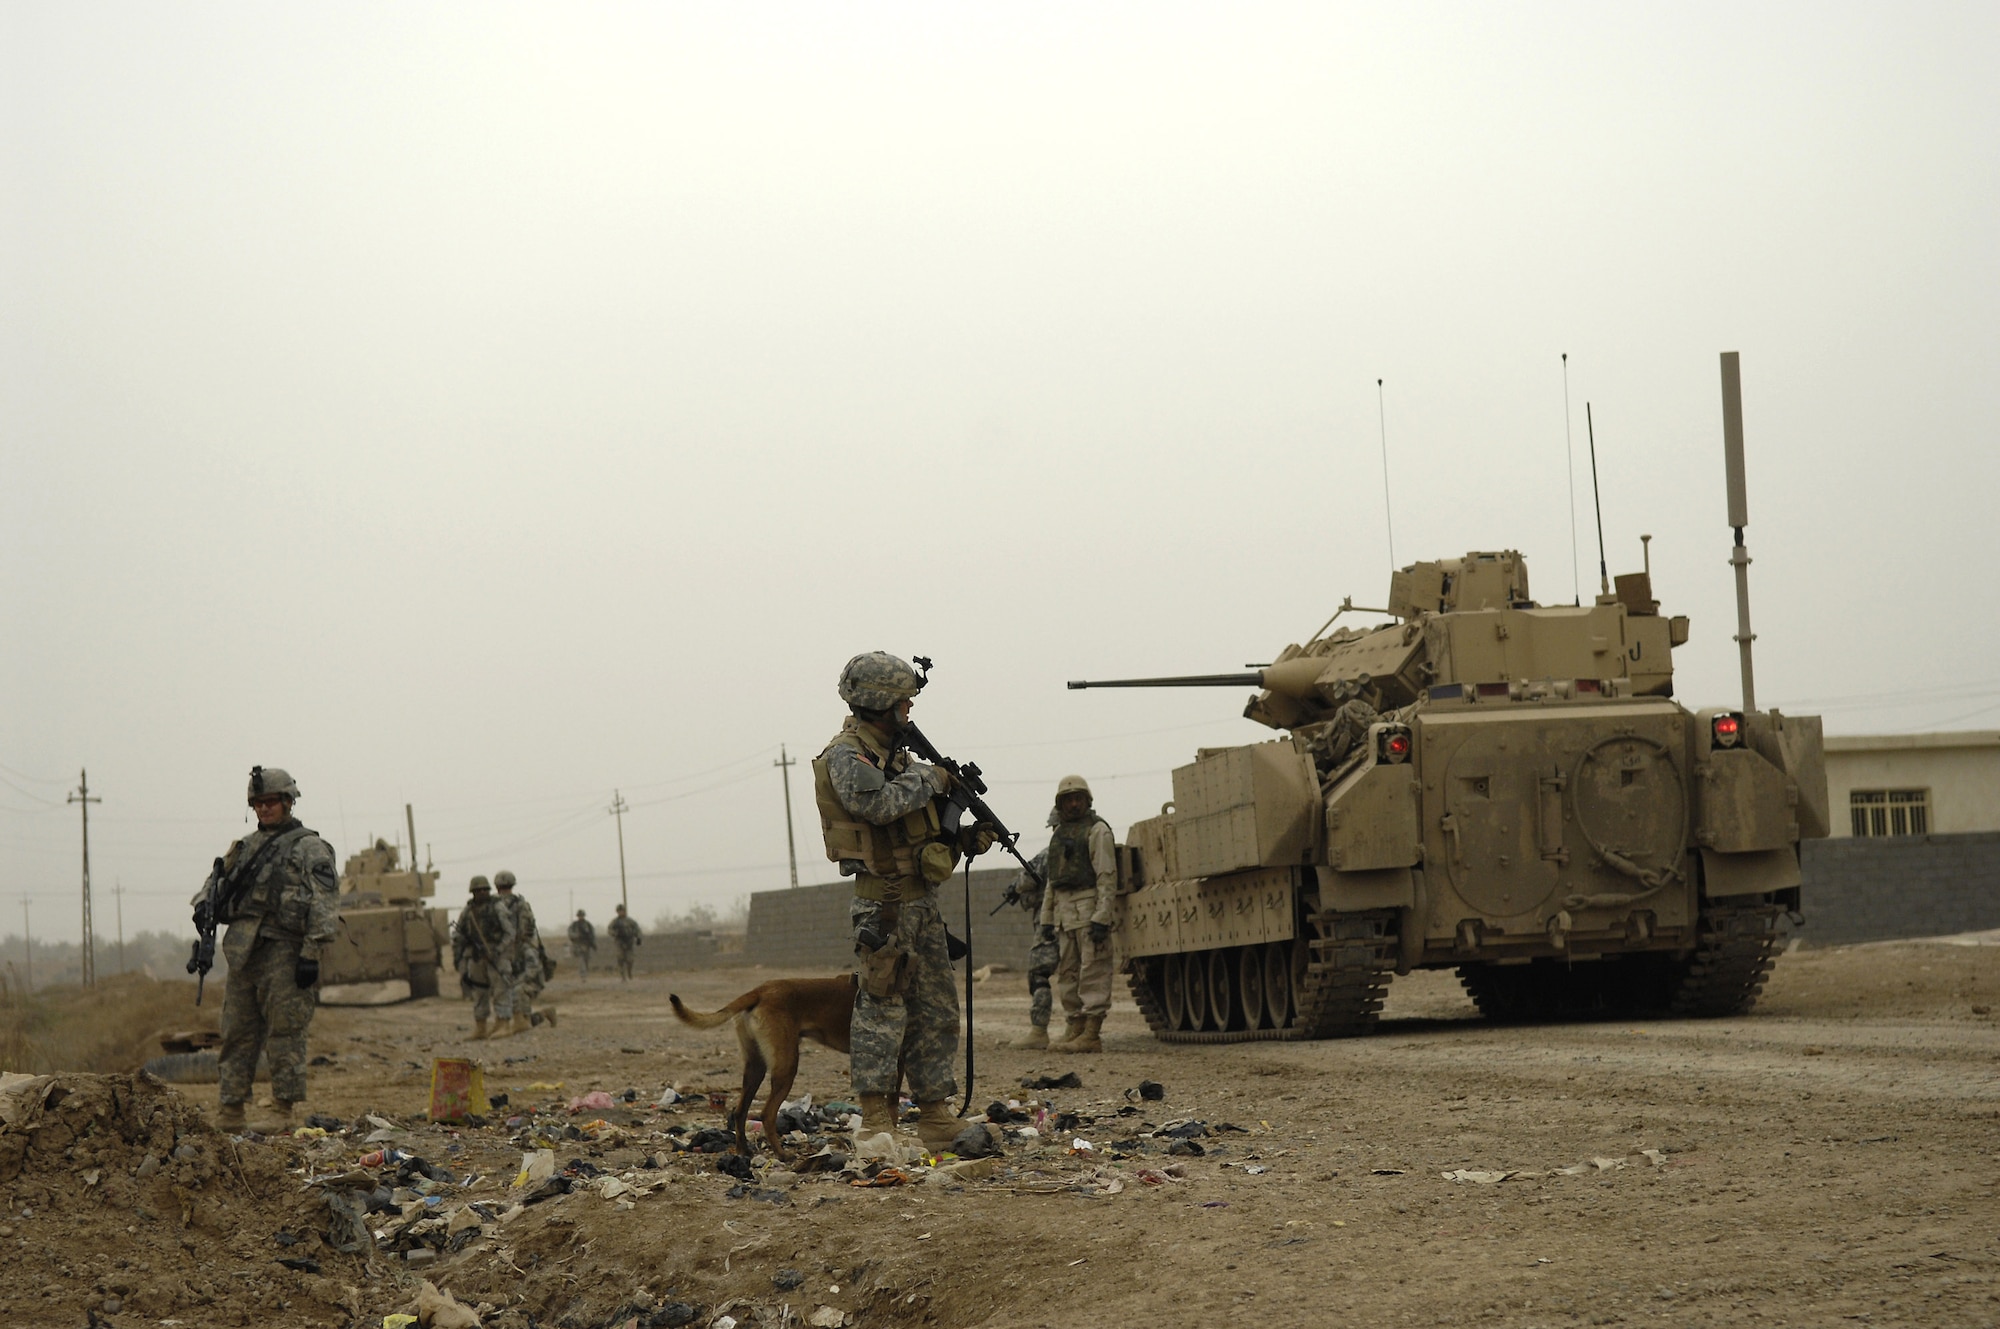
[900,721,1046,891]
[187,856,224,1005]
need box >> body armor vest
[812,720,943,883]
[1046,813,1107,892]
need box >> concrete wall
[744,868,1039,971]
[1824,732,2000,836]
[1799,831,2000,945]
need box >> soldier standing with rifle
[1040,775,1118,1054]
[451,877,516,1039]
[813,652,1013,1153]
[609,904,642,980]
[188,766,340,1135]
[1008,847,1059,1049]
[495,870,553,1032]
[568,909,597,981]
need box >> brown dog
[668,976,855,1158]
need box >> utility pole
[608,790,630,913]
[113,879,126,975]
[774,745,799,888]
[68,769,101,987]
[19,898,31,993]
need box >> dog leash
[960,854,974,1117]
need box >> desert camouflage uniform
[818,719,959,1102]
[568,916,597,980]
[205,819,340,1107]
[499,890,545,1003]
[1015,849,1058,1030]
[609,913,642,980]
[1039,812,1118,1019]
[453,895,517,1021]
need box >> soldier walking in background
[568,909,597,981]
[451,876,515,1039]
[1009,847,1059,1049]
[193,766,340,1134]
[609,904,642,980]
[494,870,553,1032]
[1040,775,1118,1054]
[814,652,994,1153]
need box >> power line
[68,770,100,987]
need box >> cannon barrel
[1067,673,1265,690]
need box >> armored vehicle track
[1126,908,1399,1042]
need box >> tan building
[1823,731,2000,838]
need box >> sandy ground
[4,938,1998,1329]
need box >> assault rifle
[899,719,1045,894]
[186,857,224,1005]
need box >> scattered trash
[1020,1072,1082,1090]
[656,1086,682,1107]
[809,1307,847,1328]
[1069,1138,1097,1156]
[927,1156,1000,1184]
[714,1317,738,1329]
[1166,1140,1205,1157]
[306,1112,346,1131]
[428,1058,492,1123]
[519,1176,573,1205]
[1133,1080,1165,1101]
[773,1269,806,1291]
[1156,1120,1209,1139]
[851,1167,911,1188]
[325,1192,374,1255]
[383,1317,418,1329]
[276,1256,321,1273]
[414,1278,483,1328]
[795,1148,847,1174]
[1136,1168,1172,1185]
[567,1090,616,1113]
[950,1123,1001,1159]
[1442,1169,1514,1184]
[714,1153,754,1182]
[512,1149,555,1188]
[1201,1201,1229,1208]
[1370,1169,1406,1176]
[1244,1165,1269,1175]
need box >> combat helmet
[494,870,518,890]
[1055,774,1092,803]
[469,875,492,894]
[247,765,300,804]
[837,652,924,711]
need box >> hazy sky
[5,2,1997,945]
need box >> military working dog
[668,976,855,1158]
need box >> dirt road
[5,938,1997,1328]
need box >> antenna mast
[1719,351,1757,711]
[1563,354,1580,604]
[1376,378,1396,570]
[1585,403,1610,597]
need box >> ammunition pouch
[856,939,910,999]
[919,841,958,885]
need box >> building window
[1849,789,1930,837]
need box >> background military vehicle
[317,805,450,1003]
[1071,354,1827,1041]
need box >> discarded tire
[142,1050,270,1084]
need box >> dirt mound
[0,1073,361,1327]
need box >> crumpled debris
[850,1167,911,1188]
[950,1123,1001,1159]
[1442,1169,1514,1184]
[1021,1072,1082,1090]
[809,1307,848,1327]
[713,1153,754,1182]
[414,1278,483,1328]
[568,1090,615,1113]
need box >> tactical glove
[1038,924,1057,944]
[1089,921,1111,946]
[294,957,320,989]
[959,822,998,855]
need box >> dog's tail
[668,990,760,1030]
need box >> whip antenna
[1563,354,1580,605]
[1376,378,1396,570]
[1586,402,1609,597]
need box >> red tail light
[1712,713,1743,747]
[1379,728,1413,763]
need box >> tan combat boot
[1046,1014,1087,1051]
[1054,1014,1104,1054]
[471,1018,490,1040]
[250,1100,296,1134]
[509,1012,533,1036]
[538,1006,557,1028]
[857,1093,897,1140]
[213,1102,246,1132]
[915,1101,961,1154]
[1010,1024,1050,1050]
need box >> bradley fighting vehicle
[316,805,451,1002]
[1071,353,1828,1041]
